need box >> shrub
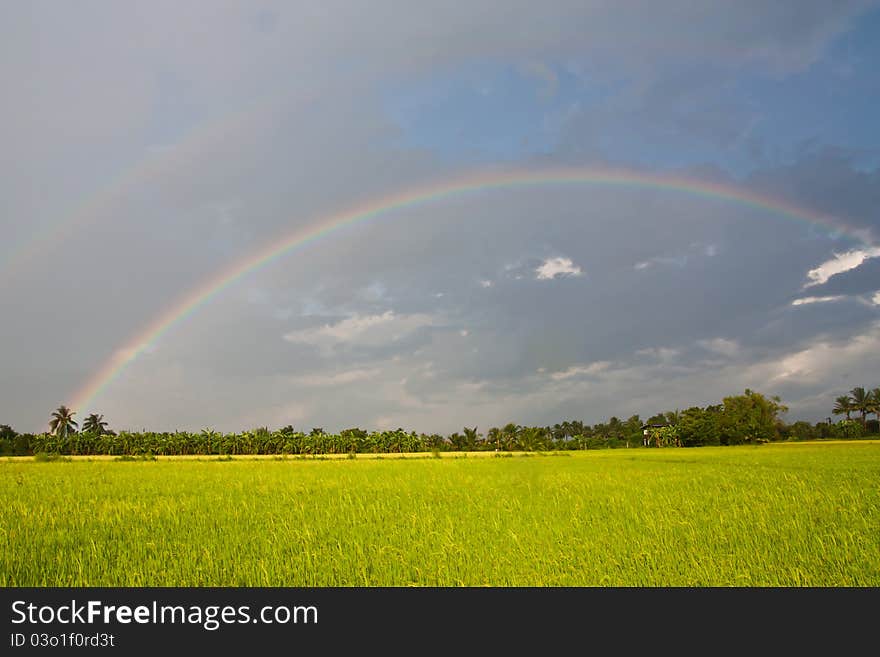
[33,452,69,462]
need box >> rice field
[1,441,878,586]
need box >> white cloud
[457,380,489,394]
[873,291,880,306]
[791,295,847,306]
[480,279,494,288]
[804,248,880,288]
[459,329,469,337]
[634,242,716,271]
[633,255,687,270]
[535,257,583,280]
[283,311,435,352]
[549,361,612,380]
[635,347,680,363]
[762,325,880,384]
[697,338,739,357]
[286,311,395,342]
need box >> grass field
[2,442,878,586]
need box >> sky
[2,1,879,434]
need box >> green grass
[1,442,878,586]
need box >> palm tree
[501,423,520,450]
[82,413,110,435]
[832,395,854,421]
[869,388,880,427]
[850,387,870,429]
[49,405,78,438]
[664,410,681,426]
[487,427,501,451]
[462,426,480,450]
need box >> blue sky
[1,1,879,433]
[384,6,880,177]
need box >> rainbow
[69,165,865,412]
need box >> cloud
[804,248,880,287]
[791,295,848,306]
[635,347,681,363]
[634,256,687,270]
[760,323,880,385]
[467,322,880,432]
[798,256,880,297]
[633,242,717,271]
[549,361,612,380]
[284,311,396,343]
[283,311,436,352]
[535,257,583,280]
[697,338,739,358]
[457,380,489,393]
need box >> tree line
[832,386,880,429]
[0,388,877,457]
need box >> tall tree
[719,389,787,444]
[849,387,870,429]
[82,413,110,435]
[486,427,501,451]
[462,426,480,450]
[501,423,520,450]
[832,395,854,420]
[676,407,721,447]
[49,406,78,438]
[870,388,880,421]
[663,410,681,426]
